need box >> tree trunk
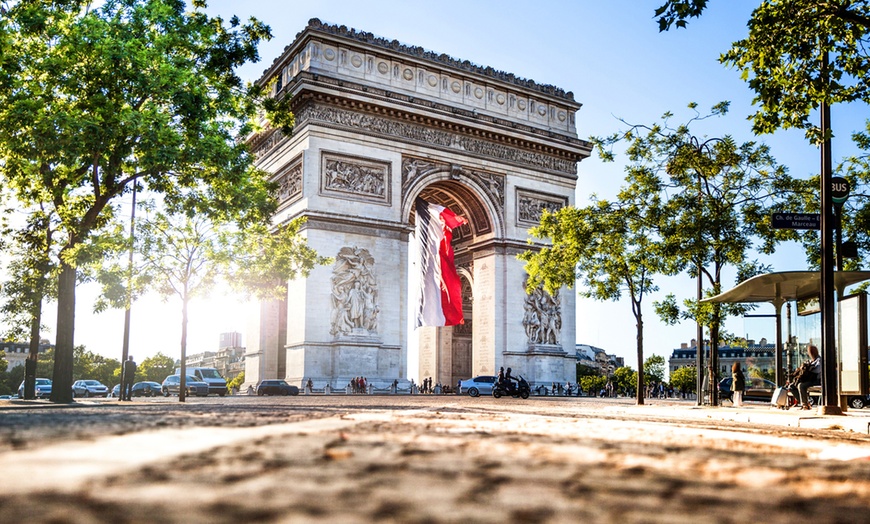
[22,305,42,399]
[50,261,76,403]
[710,305,721,406]
[636,311,645,406]
[179,295,188,403]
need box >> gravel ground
[2,395,870,523]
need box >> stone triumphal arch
[243,19,591,390]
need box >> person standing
[730,362,745,407]
[122,355,137,401]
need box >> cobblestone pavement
[2,395,870,523]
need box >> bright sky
[20,1,870,371]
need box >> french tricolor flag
[415,198,467,327]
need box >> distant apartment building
[1,341,54,372]
[575,344,624,375]
[185,332,245,380]
[668,339,776,377]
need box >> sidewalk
[605,399,870,435]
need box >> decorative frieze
[516,189,568,226]
[320,152,390,205]
[297,104,577,174]
[330,246,379,338]
[274,155,303,204]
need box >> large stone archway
[242,19,591,390]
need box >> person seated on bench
[795,345,822,410]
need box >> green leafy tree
[669,365,697,396]
[0,0,289,402]
[136,352,176,384]
[644,355,666,385]
[71,345,121,388]
[134,213,327,401]
[0,208,58,398]
[595,104,791,403]
[576,363,599,381]
[612,366,638,397]
[656,1,870,141]
[5,364,25,396]
[579,375,606,397]
[0,351,9,395]
[522,175,676,405]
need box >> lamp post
[119,184,136,401]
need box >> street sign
[832,177,850,205]
[771,213,820,230]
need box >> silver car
[459,375,497,397]
[72,379,110,398]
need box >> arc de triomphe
[243,19,591,390]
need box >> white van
[176,367,227,396]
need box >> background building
[1,341,54,372]
[668,339,776,378]
[575,344,623,375]
[185,332,245,380]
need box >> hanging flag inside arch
[415,198,468,327]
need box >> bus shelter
[702,271,870,389]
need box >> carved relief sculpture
[523,285,561,346]
[516,189,568,226]
[330,247,379,337]
[274,156,303,204]
[321,152,390,204]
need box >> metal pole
[120,185,136,402]
[819,50,842,414]
[696,265,704,406]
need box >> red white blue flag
[415,198,467,327]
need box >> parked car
[0,395,12,400]
[719,376,776,402]
[130,381,162,397]
[108,384,121,398]
[161,375,209,397]
[72,379,109,398]
[175,367,227,397]
[459,375,497,397]
[18,378,52,399]
[256,380,300,396]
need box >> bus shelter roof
[701,271,870,304]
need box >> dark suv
[256,380,300,396]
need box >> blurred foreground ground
[2,395,870,523]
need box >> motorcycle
[492,375,531,399]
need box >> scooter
[492,375,531,399]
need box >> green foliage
[71,346,121,387]
[747,365,775,382]
[137,352,176,383]
[575,363,599,381]
[0,0,283,403]
[669,366,697,394]
[612,366,638,396]
[654,0,708,31]
[223,217,332,300]
[5,364,25,396]
[579,375,606,396]
[644,354,666,384]
[595,104,792,351]
[0,351,9,395]
[655,1,870,142]
[522,133,683,404]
